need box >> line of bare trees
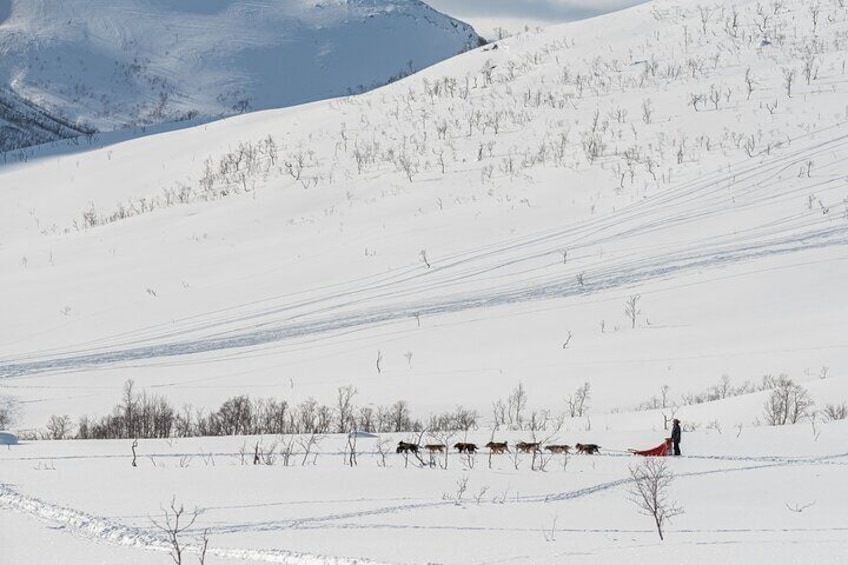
[45,380,478,440]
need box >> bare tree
[279,436,296,466]
[492,399,507,430]
[802,54,818,85]
[345,431,358,467]
[628,458,684,541]
[697,5,714,35]
[566,382,592,417]
[335,385,358,433]
[298,432,323,466]
[150,496,204,565]
[507,381,528,430]
[641,99,653,124]
[744,67,755,100]
[388,400,413,432]
[375,438,392,467]
[198,529,209,565]
[763,375,814,425]
[809,3,821,34]
[624,294,642,329]
[430,429,457,470]
[46,414,73,439]
[822,402,848,421]
[782,68,797,97]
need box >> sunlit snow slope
[1,0,848,428]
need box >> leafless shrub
[809,3,821,34]
[335,385,358,434]
[428,406,479,432]
[765,99,778,115]
[697,5,714,35]
[744,68,756,100]
[443,475,470,505]
[822,402,848,421]
[507,382,529,430]
[279,436,296,466]
[46,414,73,440]
[762,375,814,425]
[628,458,684,541]
[708,85,721,110]
[473,486,489,504]
[681,375,756,406]
[782,68,797,97]
[802,54,818,85]
[566,382,592,417]
[785,500,815,513]
[624,294,642,328]
[688,93,706,112]
[743,135,758,157]
[376,438,392,467]
[298,433,324,466]
[150,496,204,565]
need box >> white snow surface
[2,0,848,562]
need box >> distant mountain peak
[0,0,482,152]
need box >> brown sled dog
[485,441,509,454]
[453,442,478,454]
[396,441,420,454]
[515,441,543,453]
[575,443,601,455]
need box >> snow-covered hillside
[0,0,482,151]
[2,0,848,561]
[3,0,847,422]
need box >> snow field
[2,424,848,564]
[2,0,848,562]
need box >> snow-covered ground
[2,426,848,565]
[2,0,848,561]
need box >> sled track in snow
[1,451,845,556]
[2,123,848,377]
[0,482,394,565]
[205,452,848,535]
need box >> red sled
[629,438,672,457]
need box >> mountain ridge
[0,0,483,152]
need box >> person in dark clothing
[671,418,682,456]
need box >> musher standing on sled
[671,418,682,456]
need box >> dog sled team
[396,440,602,455]
[395,419,683,459]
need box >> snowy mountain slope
[3,0,848,564]
[0,0,482,151]
[1,0,848,427]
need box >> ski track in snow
[2,451,845,560]
[2,122,848,379]
[0,482,394,564]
